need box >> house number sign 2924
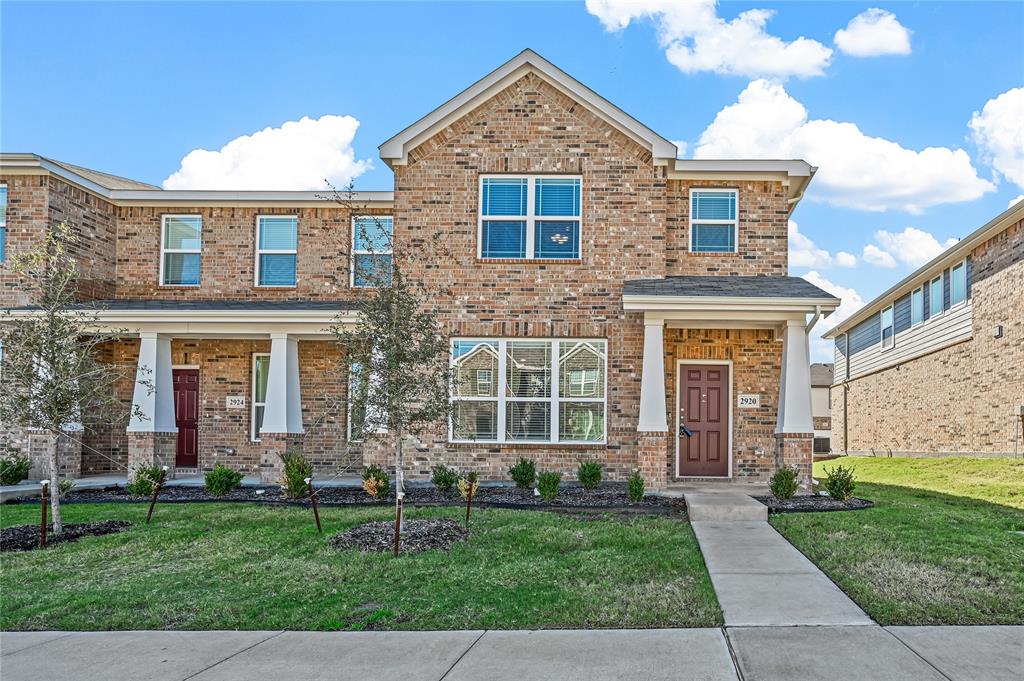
[226,396,246,409]
[737,394,760,408]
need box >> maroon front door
[677,364,729,477]
[173,369,199,468]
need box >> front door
[173,369,199,468]
[677,363,729,477]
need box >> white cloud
[834,8,912,57]
[693,79,995,213]
[862,244,897,268]
[788,220,856,269]
[670,139,688,158]
[1010,194,1024,208]
[163,115,371,190]
[802,271,864,362]
[585,0,833,79]
[873,227,958,268]
[969,87,1024,190]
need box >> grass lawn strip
[0,503,721,631]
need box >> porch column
[776,319,814,483]
[260,333,304,435]
[638,317,668,432]
[127,333,177,474]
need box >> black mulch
[26,482,680,513]
[0,520,132,552]
[330,519,469,554]
[754,495,874,513]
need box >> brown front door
[677,363,729,477]
[173,369,199,468]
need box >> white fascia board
[672,159,813,176]
[4,308,359,324]
[379,49,678,166]
[624,294,839,314]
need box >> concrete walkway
[2,627,1021,680]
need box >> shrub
[205,464,244,497]
[769,466,800,500]
[508,457,536,489]
[126,465,162,497]
[58,478,75,497]
[279,450,314,499]
[537,471,561,501]
[0,449,31,486]
[362,464,390,500]
[577,460,602,491]
[628,469,645,503]
[824,464,856,501]
[431,464,459,492]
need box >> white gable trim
[378,49,679,167]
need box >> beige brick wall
[832,219,1023,456]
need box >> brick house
[825,201,1023,457]
[0,50,839,489]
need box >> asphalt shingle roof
[623,276,838,300]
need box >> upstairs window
[951,261,967,306]
[690,189,738,253]
[161,215,202,286]
[0,184,7,262]
[911,286,924,326]
[929,276,943,317]
[880,305,894,350]
[351,216,393,288]
[479,176,581,260]
[256,216,298,287]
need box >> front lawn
[0,503,721,631]
[772,457,1024,625]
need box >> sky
[2,1,1022,361]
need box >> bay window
[479,176,581,260]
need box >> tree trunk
[395,432,406,532]
[48,437,63,535]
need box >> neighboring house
[825,202,1023,458]
[810,362,833,455]
[0,49,839,488]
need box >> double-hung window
[479,176,581,260]
[911,286,924,326]
[256,216,298,286]
[351,216,393,288]
[251,353,270,441]
[950,261,967,306]
[161,215,202,286]
[450,338,606,444]
[690,189,738,253]
[880,305,894,350]
[0,184,7,263]
[929,276,943,317]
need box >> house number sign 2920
[737,394,760,408]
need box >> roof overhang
[669,159,816,210]
[624,294,839,314]
[378,49,679,168]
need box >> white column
[260,333,304,435]
[127,333,177,433]
[637,317,668,432]
[776,319,813,434]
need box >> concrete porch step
[683,492,767,522]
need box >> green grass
[772,457,1024,625]
[0,503,721,631]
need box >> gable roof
[45,158,160,190]
[379,49,679,167]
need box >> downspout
[805,304,822,333]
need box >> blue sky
[2,1,1022,359]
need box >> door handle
[679,424,693,438]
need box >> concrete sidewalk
[2,627,1021,681]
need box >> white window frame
[0,183,7,263]
[475,369,493,396]
[347,361,365,443]
[477,175,583,261]
[350,215,394,288]
[880,304,895,352]
[254,215,298,288]
[929,275,944,318]
[911,286,924,327]
[251,353,270,442]
[160,214,202,287]
[689,188,739,254]
[449,338,607,445]
[950,259,967,308]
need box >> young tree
[0,222,146,534]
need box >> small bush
[0,449,31,486]
[126,465,162,497]
[824,464,856,501]
[577,460,602,490]
[57,478,75,497]
[362,464,390,500]
[628,469,645,503]
[279,450,314,499]
[205,464,244,497]
[769,466,800,500]
[537,471,561,501]
[508,457,536,489]
[431,464,459,492]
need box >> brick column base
[775,432,813,487]
[259,433,305,483]
[27,431,83,480]
[128,432,177,478]
[637,433,670,492]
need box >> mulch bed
[0,520,132,552]
[754,495,874,513]
[330,518,469,554]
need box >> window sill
[158,284,201,289]
[477,258,582,265]
[255,285,298,290]
[686,251,740,256]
